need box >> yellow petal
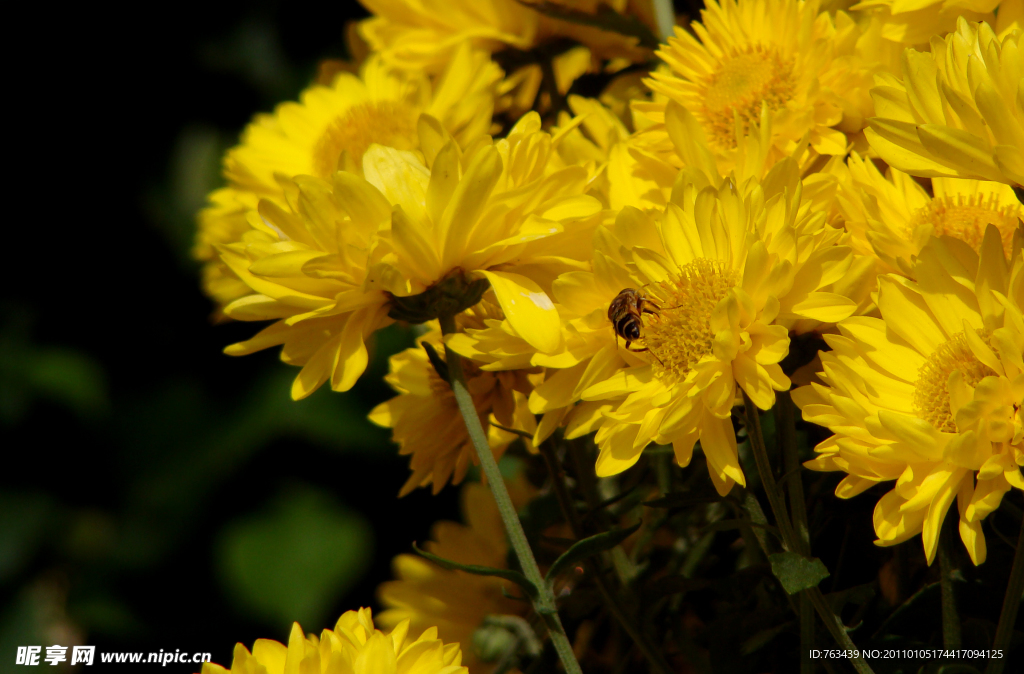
[865,122,955,177]
[353,631,397,674]
[917,125,1002,182]
[440,144,502,270]
[332,171,391,228]
[876,276,945,354]
[480,270,562,353]
[789,292,857,322]
[700,413,745,496]
[291,333,341,400]
[362,145,430,224]
[390,206,442,287]
[252,638,287,673]
[921,469,966,565]
[223,295,299,321]
[425,141,461,233]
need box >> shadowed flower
[377,482,532,672]
[866,18,1024,187]
[196,45,501,307]
[370,301,539,496]
[358,0,655,73]
[201,608,467,674]
[795,227,1023,564]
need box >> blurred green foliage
[1,1,466,667]
[217,486,373,628]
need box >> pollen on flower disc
[913,330,997,433]
[644,259,738,378]
[909,194,1022,257]
[698,45,795,150]
[314,101,419,177]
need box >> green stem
[779,393,809,554]
[537,440,672,674]
[744,393,797,549]
[805,589,874,674]
[440,315,582,674]
[938,519,962,650]
[986,513,1024,674]
[742,391,875,674]
[778,392,815,674]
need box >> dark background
[5,1,1023,672]
[3,0,463,668]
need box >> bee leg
[626,342,665,367]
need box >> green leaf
[216,485,373,627]
[515,0,660,49]
[768,551,830,595]
[413,544,540,602]
[545,521,641,584]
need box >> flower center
[644,259,738,378]
[913,330,997,432]
[698,45,795,150]
[909,193,1022,257]
[313,101,419,178]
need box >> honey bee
[608,288,662,362]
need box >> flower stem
[778,392,815,674]
[537,440,673,674]
[986,512,1024,674]
[744,392,797,550]
[742,391,875,674]
[938,518,962,650]
[439,314,582,674]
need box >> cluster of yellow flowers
[197,0,1021,671]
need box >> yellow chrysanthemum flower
[202,608,467,674]
[794,227,1024,565]
[552,95,668,212]
[218,113,600,399]
[850,0,1004,46]
[455,158,859,493]
[635,0,877,172]
[574,169,859,491]
[866,17,1024,187]
[358,0,655,73]
[378,482,531,672]
[832,152,1023,272]
[195,46,501,307]
[370,301,539,496]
